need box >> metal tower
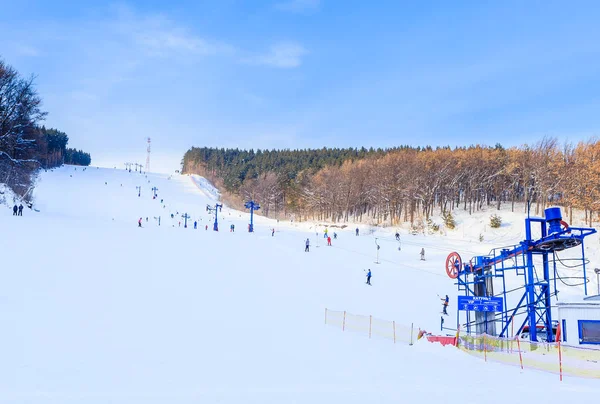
[207,203,223,231]
[244,200,260,232]
[145,137,151,173]
[446,206,596,342]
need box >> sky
[2,0,600,173]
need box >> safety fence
[457,333,600,379]
[324,308,600,380]
[324,308,416,345]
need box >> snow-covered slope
[0,166,597,403]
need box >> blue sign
[458,296,503,312]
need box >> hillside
[0,165,598,403]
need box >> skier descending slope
[305,238,310,252]
[365,269,372,285]
[441,294,449,315]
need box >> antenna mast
[145,137,151,172]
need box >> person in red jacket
[138,218,142,227]
[327,236,332,246]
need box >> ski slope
[0,166,598,403]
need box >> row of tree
[182,138,600,226]
[0,58,91,199]
[64,148,91,166]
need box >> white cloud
[16,44,40,57]
[135,30,231,56]
[111,6,233,57]
[275,0,321,13]
[243,42,307,68]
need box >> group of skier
[12,204,24,216]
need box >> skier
[395,232,400,241]
[356,228,359,236]
[272,228,275,237]
[146,217,148,222]
[138,218,142,227]
[305,238,310,252]
[333,232,337,240]
[441,294,449,315]
[324,228,328,239]
[194,221,197,229]
[420,248,425,261]
[232,224,235,232]
[327,236,332,246]
[366,269,372,285]
[205,225,208,231]
[13,204,18,216]
[18,204,23,216]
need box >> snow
[0,165,598,403]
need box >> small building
[557,296,600,346]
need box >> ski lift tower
[181,213,190,228]
[206,203,223,231]
[445,206,596,342]
[244,200,260,232]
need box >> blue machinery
[445,207,596,342]
[244,200,260,232]
[206,203,222,231]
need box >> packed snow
[0,165,598,403]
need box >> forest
[183,138,600,227]
[0,58,91,199]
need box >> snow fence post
[557,323,563,381]
[393,321,396,344]
[369,315,372,339]
[410,323,414,346]
[342,311,346,332]
[483,333,487,362]
[454,325,460,347]
[510,315,515,353]
[516,336,523,370]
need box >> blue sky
[2,0,600,173]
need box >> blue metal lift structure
[206,203,222,231]
[445,207,596,342]
[244,200,260,232]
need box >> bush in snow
[426,218,439,233]
[442,211,456,229]
[490,214,502,228]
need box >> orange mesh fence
[324,308,600,379]
[458,333,600,379]
[324,308,414,345]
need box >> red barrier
[426,335,457,346]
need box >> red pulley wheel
[445,252,462,279]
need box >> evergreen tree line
[0,58,91,199]
[182,137,600,226]
[64,148,91,166]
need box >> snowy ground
[0,166,598,403]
